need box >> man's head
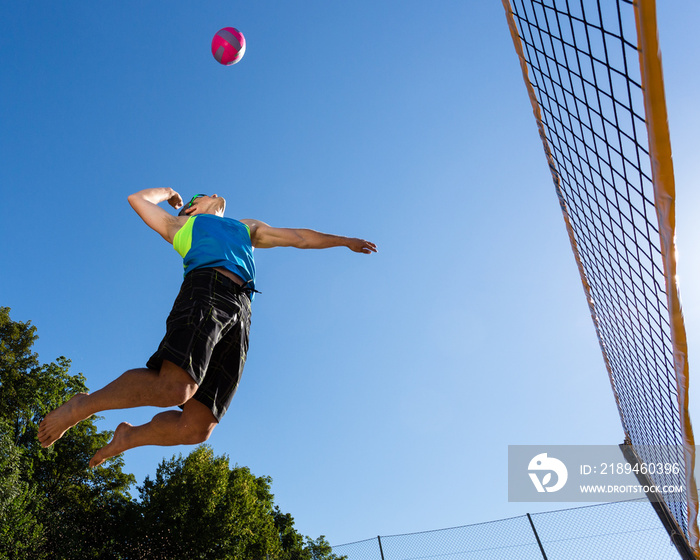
[179,194,226,217]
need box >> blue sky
[2,0,700,547]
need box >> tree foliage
[0,307,135,559]
[0,307,345,560]
[124,446,282,559]
[0,418,43,560]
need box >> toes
[89,446,109,468]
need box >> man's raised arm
[241,219,377,254]
[128,188,184,244]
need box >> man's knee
[182,419,216,444]
[158,361,198,406]
[194,423,215,443]
[180,399,218,443]
[160,381,197,407]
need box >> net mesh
[332,500,680,560]
[501,0,697,551]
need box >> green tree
[130,445,281,559]
[0,418,44,560]
[275,509,308,560]
[131,445,345,560]
[304,536,345,560]
[0,307,135,559]
[274,510,345,560]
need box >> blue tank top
[173,215,256,293]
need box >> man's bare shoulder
[238,219,272,248]
[239,218,266,226]
[170,215,192,231]
[238,219,270,233]
[165,215,193,243]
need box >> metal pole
[377,535,386,560]
[527,513,549,560]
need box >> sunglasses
[178,194,207,216]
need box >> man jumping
[38,188,376,467]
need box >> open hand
[347,238,378,254]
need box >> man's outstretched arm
[128,188,184,244]
[241,220,377,254]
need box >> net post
[377,535,386,560]
[526,513,549,560]
[619,442,697,560]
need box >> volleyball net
[501,0,699,555]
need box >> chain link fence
[332,499,681,560]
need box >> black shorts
[147,268,252,421]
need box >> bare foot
[89,422,133,468]
[38,393,91,448]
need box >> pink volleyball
[211,27,246,66]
